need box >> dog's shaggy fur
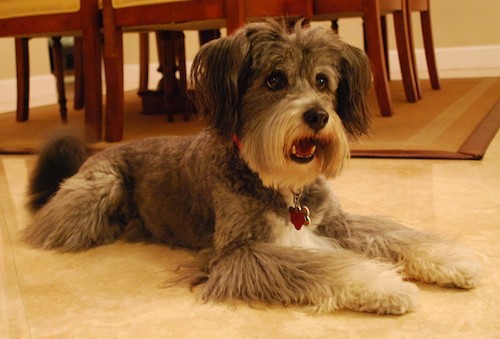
[24,21,482,315]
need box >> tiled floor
[1,133,499,338]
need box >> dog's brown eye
[266,72,287,91]
[316,74,328,91]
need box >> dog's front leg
[202,192,417,314]
[201,242,419,315]
[322,214,482,289]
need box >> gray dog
[24,20,481,315]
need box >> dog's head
[191,20,371,191]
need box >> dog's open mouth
[290,138,324,164]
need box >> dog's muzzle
[288,109,330,164]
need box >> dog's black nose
[303,109,329,131]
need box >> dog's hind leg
[23,162,127,251]
[325,214,482,289]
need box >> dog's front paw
[405,244,483,289]
[430,258,482,289]
[354,279,419,315]
[332,261,420,315]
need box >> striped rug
[350,77,500,159]
[0,77,499,159]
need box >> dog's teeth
[290,140,317,160]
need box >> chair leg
[393,5,419,102]
[102,0,123,142]
[198,29,221,46]
[153,31,191,121]
[403,3,422,99]
[51,37,68,123]
[421,8,440,89]
[103,29,124,142]
[331,20,339,33]
[81,0,103,142]
[224,0,245,34]
[73,36,84,110]
[157,31,190,122]
[156,31,173,121]
[138,32,149,94]
[380,15,390,81]
[15,38,30,122]
[362,0,394,117]
[174,32,190,121]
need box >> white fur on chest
[266,211,333,251]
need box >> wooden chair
[0,0,103,141]
[103,0,318,142]
[136,0,313,93]
[313,0,420,117]
[244,0,313,20]
[101,0,246,142]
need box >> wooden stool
[138,31,191,121]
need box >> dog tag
[289,206,311,230]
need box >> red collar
[232,134,243,151]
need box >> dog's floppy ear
[336,44,372,136]
[190,31,251,137]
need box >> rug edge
[350,98,500,160]
[457,99,500,159]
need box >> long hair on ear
[190,31,252,137]
[336,44,372,137]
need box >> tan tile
[0,132,499,338]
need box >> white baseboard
[389,44,500,80]
[0,75,57,114]
[1,45,499,114]
[0,66,161,115]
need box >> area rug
[350,77,500,159]
[0,77,499,159]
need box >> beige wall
[0,38,53,79]
[1,0,499,81]
[431,0,500,48]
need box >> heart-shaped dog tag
[289,206,311,230]
[289,206,305,230]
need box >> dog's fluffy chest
[266,211,333,251]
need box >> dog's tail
[28,132,88,212]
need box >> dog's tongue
[294,139,316,157]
